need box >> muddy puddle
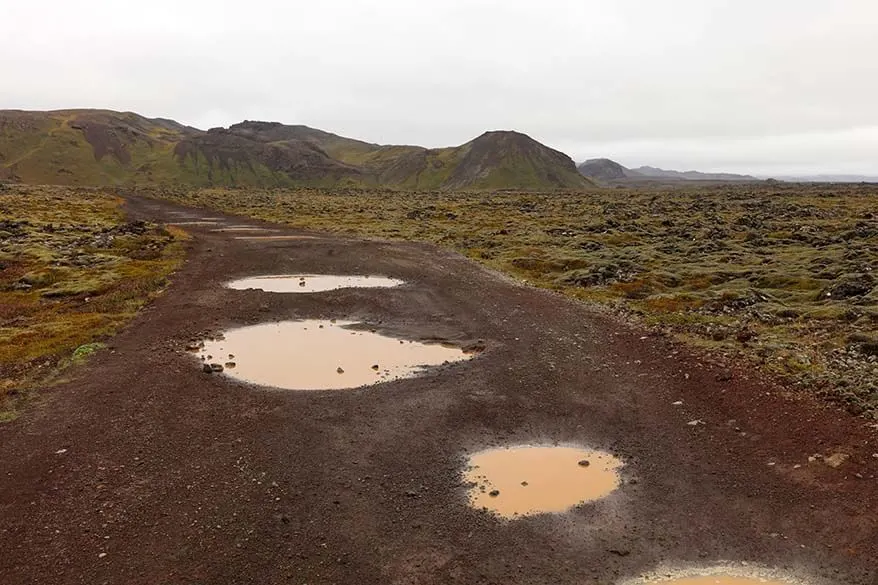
[168,221,220,226]
[463,445,623,518]
[643,575,796,585]
[193,320,471,390]
[234,235,317,241]
[227,274,404,293]
[212,226,272,232]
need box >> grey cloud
[2,0,876,174]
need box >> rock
[202,364,213,373]
[488,489,500,497]
[210,363,224,372]
[715,370,733,382]
[687,419,705,426]
[185,341,202,351]
[825,453,849,468]
[823,273,875,299]
[578,459,590,467]
[735,329,755,343]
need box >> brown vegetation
[135,181,878,417]
[0,184,185,418]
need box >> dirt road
[0,196,875,584]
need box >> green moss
[141,182,878,416]
[0,185,185,418]
[71,342,106,363]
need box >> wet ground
[0,198,875,585]
[195,319,470,390]
[656,578,791,585]
[464,444,623,518]
[226,274,404,293]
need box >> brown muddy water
[463,445,623,518]
[194,320,471,390]
[226,274,404,293]
[647,576,796,585]
[211,226,273,232]
[233,235,317,241]
[168,221,220,226]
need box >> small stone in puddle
[202,364,213,373]
[210,363,224,372]
[299,281,306,287]
[521,481,528,486]
[225,362,236,369]
[488,489,500,497]
[186,342,202,351]
[578,459,590,467]
[228,354,234,359]
[371,364,379,370]
[337,367,345,374]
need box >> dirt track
[0,196,875,585]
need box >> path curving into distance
[0,197,874,585]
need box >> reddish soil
[0,196,875,585]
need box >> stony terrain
[0,195,874,584]
[137,182,878,417]
[0,184,185,418]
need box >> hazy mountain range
[0,109,590,190]
[1,109,873,189]
[576,158,759,183]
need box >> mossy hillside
[140,182,878,417]
[2,110,595,190]
[0,185,186,418]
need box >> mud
[167,220,220,226]
[196,320,471,390]
[463,445,623,518]
[226,274,404,293]
[211,226,273,232]
[233,235,317,241]
[0,195,875,585]
[647,576,794,585]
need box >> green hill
[0,110,593,190]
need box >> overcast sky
[3,0,877,175]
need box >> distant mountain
[631,165,758,182]
[0,109,593,190]
[0,109,198,185]
[576,158,630,181]
[769,174,878,183]
[576,157,759,183]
